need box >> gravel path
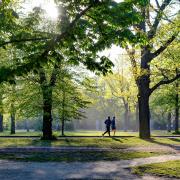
[0,154,180,180]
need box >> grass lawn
[0,137,179,148]
[0,130,138,136]
[132,160,180,178]
[0,130,179,137]
[0,151,168,162]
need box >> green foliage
[0,0,143,83]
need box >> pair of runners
[102,116,116,136]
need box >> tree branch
[151,35,176,59]
[150,73,180,94]
[125,46,138,82]
[149,4,174,24]
[40,3,95,59]
[155,65,170,80]
[0,2,97,83]
[148,0,172,39]
[155,0,160,8]
[0,37,50,48]
[49,61,62,87]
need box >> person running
[111,116,116,136]
[102,116,111,137]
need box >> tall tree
[0,0,162,139]
[123,0,180,138]
[0,0,114,139]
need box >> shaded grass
[0,151,168,162]
[132,160,180,178]
[0,131,41,136]
[0,137,179,148]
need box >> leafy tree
[120,0,180,138]
[0,0,143,139]
[0,0,112,139]
[53,71,90,136]
[103,71,137,130]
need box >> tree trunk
[175,81,179,133]
[135,103,139,132]
[11,113,15,134]
[0,93,3,132]
[138,47,151,139]
[123,103,129,131]
[61,117,65,136]
[61,90,65,136]
[138,89,150,138]
[39,63,59,140]
[167,112,171,132]
[0,114,3,132]
[25,119,29,132]
[42,86,53,140]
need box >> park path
[0,154,179,180]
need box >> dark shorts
[112,126,116,130]
[106,126,110,131]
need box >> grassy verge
[0,151,168,162]
[132,160,180,178]
[0,137,179,148]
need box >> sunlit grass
[0,130,178,137]
[151,130,178,136]
[0,137,179,148]
[0,130,138,137]
[132,160,180,178]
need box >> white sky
[22,0,58,19]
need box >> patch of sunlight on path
[0,154,179,180]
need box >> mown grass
[0,130,178,137]
[0,130,138,137]
[0,151,168,162]
[132,160,180,178]
[0,137,179,148]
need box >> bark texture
[137,48,151,138]
[10,113,15,134]
[42,85,53,140]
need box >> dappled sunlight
[22,0,59,20]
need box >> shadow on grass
[0,151,164,162]
[143,138,180,151]
[111,137,123,143]
[167,138,180,143]
[25,139,53,147]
